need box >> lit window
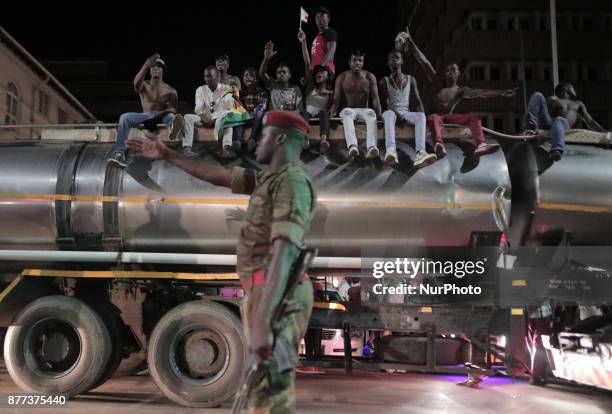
[4,82,19,126]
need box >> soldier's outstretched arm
[127,136,232,187]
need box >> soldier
[108,53,184,168]
[127,111,316,414]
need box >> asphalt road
[1,368,611,414]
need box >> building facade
[399,0,612,133]
[0,27,94,140]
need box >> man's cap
[316,6,330,16]
[263,110,310,135]
[153,58,167,72]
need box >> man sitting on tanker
[108,54,184,168]
[524,82,608,161]
[379,50,437,168]
[127,111,316,414]
[395,30,518,160]
[330,50,383,161]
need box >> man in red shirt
[309,7,337,74]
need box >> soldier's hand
[297,30,306,43]
[127,135,169,160]
[146,53,161,67]
[264,41,278,59]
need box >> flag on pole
[300,7,309,23]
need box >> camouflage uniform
[231,161,316,414]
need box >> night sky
[3,1,401,105]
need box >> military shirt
[231,162,316,279]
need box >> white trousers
[182,113,232,147]
[382,109,426,152]
[340,107,378,149]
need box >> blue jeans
[526,92,569,152]
[116,112,174,152]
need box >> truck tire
[87,303,125,390]
[3,295,112,397]
[147,300,246,407]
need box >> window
[519,17,529,31]
[606,15,612,30]
[470,16,484,31]
[38,90,49,116]
[524,66,534,81]
[490,66,501,81]
[582,16,593,30]
[543,66,552,81]
[58,108,68,124]
[469,65,486,81]
[4,82,19,126]
[506,18,516,31]
[487,18,497,30]
[510,66,520,81]
[514,116,523,134]
[538,16,549,31]
[559,66,568,81]
[585,65,599,81]
[493,117,504,132]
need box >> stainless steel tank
[507,142,612,246]
[0,140,511,256]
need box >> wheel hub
[179,330,227,377]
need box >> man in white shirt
[181,66,236,158]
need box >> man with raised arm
[308,6,338,74]
[395,31,518,159]
[379,50,437,168]
[524,82,608,161]
[108,53,184,167]
[127,111,315,413]
[259,42,303,113]
[330,50,382,161]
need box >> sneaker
[434,142,447,159]
[348,145,359,161]
[550,149,562,161]
[523,122,538,136]
[319,139,330,154]
[168,114,184,141]
[384,147,399,166]
[220,145,236,159]
[365,146,380,160]
[108,151,128,168]
[456,378,482,388]
[181,146,199,158]
[413,151,437,169]
[474,142,500,157]
[303,137,311,149]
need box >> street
[1,368,610,414]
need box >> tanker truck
[1,123,611,406]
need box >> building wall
[401,0,612,132]
[0,39,90,140]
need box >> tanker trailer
[0,135,511,406]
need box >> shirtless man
[330,50,382,160]
[525,83,607,161]
[395,31,518,159]
[379,50,437,168]
[108,53,183,167]
[215,54,241,90]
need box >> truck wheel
[3,295,112,397]
[87,303,125,389]
[147,301,246,407]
